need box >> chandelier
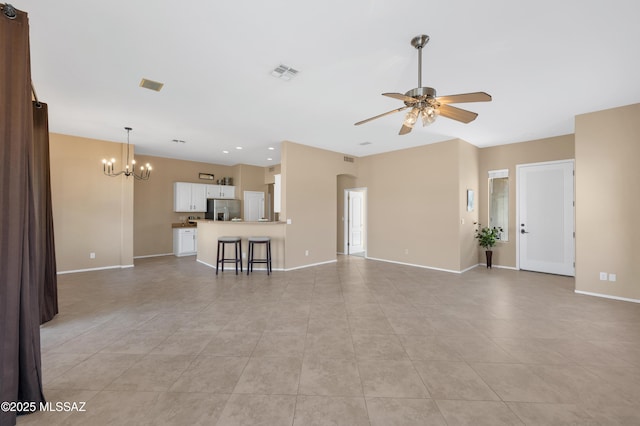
[102,127,151,180]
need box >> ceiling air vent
[139,78,164,92]
[270,64,299,81]
[343,156,355,163]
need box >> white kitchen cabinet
[174,182,207,212]
[205,184,217,199]
[173,228,197,256]
[205,184,235,199]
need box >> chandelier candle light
[102,127,152,180]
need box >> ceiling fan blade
[399,123,413,135]
[436,92,492,105]
[383,92,418,103]
[354,106,408,126]
[438,104,478,123]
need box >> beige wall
[575,103,640,301]
[264,164,281,184]
[50,133,134,272]
[478,135,575,268]
[280,141,357,269]
[458,140,480,271]
[355,140,463,272]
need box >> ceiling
[16,0,640,167]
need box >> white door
[517,160,575,276]
[348,190,365,254]
[244,191,265,221]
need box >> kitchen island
[195,220,286,271]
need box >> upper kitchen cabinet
[205,184,236,199]
[174,182,207,212]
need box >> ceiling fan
[355,34,492,135]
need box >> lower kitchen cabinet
[173,227,197,256]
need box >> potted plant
[474,224,503,268]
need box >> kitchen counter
[171,222,197,228]
[195,220,286,270]
[196,220,282,224]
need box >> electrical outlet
[90,252,96,259]
[404,249,409,255]
[608,273,617,282]
[286,218,292,224]
[305,250,309,256]
[599,272,607,281]
[242,252,246,259]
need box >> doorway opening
[344,188,367,256]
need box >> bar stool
[216,236,242,275]
[247,237,272,275]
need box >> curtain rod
[31,81,42,108]
[2,3,17,19]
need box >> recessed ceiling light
[359,141,372,146]
[235,146,243,150]
[222,150,229,154]
[139,78,164,92]
[268,146,275,150]
[267,158,273,161]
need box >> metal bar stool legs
[216,237,242,275]
[247,237,272,275]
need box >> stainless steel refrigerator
[205,199,241,221]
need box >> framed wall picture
[467,189,474,212]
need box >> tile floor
[18,255,640,425]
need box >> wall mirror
[488,169,509,241]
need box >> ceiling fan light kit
[355,34,492,135]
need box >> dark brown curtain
[1,5,47,426]
[32,102,58,324]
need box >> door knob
[521,229,529,234]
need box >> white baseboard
[461,264,481,273]
[284,259,337,271]
[57,264,134,275]
[574,290,640,304]
[196,259,216,269]
[477,263,519,271]
[347,257,516,274]
[134,253,173,259]
[197,257,337,272]
[365,256,464,274]
[196,258,285,272]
